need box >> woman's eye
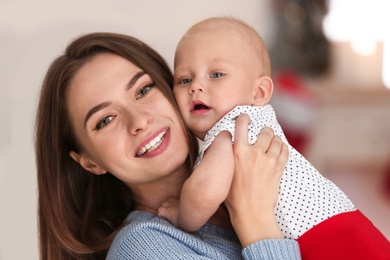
[137,83,155,99]
[180,78,192,85]
[211,72,224,78]
[95,115,115,130]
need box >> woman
[35,32,300,259]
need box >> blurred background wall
[0,0,389,259]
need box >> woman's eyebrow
[83,71,146,128]
[126,71,146,91]
[84,102,111,128]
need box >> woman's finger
[279,142,289,170]
[234,114,251,145]
[253,127,274,153]
[265,135,283,156]
[265,135,288,174]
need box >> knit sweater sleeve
[243,239,301,260]
[106,211,301,260]
[108,226,301,260]
[107,224,217,259]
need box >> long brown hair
[35,32,199,259]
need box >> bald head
[177,17,271,76]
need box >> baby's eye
[179,78,192,85]
[137,83,155,99]
[95,115,115,130]
[210,72,224,78]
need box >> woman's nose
[126,108,151,135]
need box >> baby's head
[173,17,273,139]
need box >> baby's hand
[157,198,180,227]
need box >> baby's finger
[254,127,275,153]
[234,114,251,145]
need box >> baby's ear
[252,76,274,106]
[69,151,107,175]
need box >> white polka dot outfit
[195,105,356,239]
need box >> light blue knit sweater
[106,211,301,259]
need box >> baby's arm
[158,131,234,232]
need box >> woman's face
[67,53,190,186]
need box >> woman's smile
[135,127,170,157]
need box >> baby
[158,17,356,239]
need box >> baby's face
[173,27,262,139]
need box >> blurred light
[383,40,390,89]
[350,40,377,56]
[323,0,390,88]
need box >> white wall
[0,1,272,259]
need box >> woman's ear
[252,76,274,106]
[69,151,107,175]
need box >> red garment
[297,210,390,259]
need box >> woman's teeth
[136,131,165,156]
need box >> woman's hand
[224,114,289,247]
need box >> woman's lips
[135,128,169,157]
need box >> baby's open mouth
[193,104,209,110]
